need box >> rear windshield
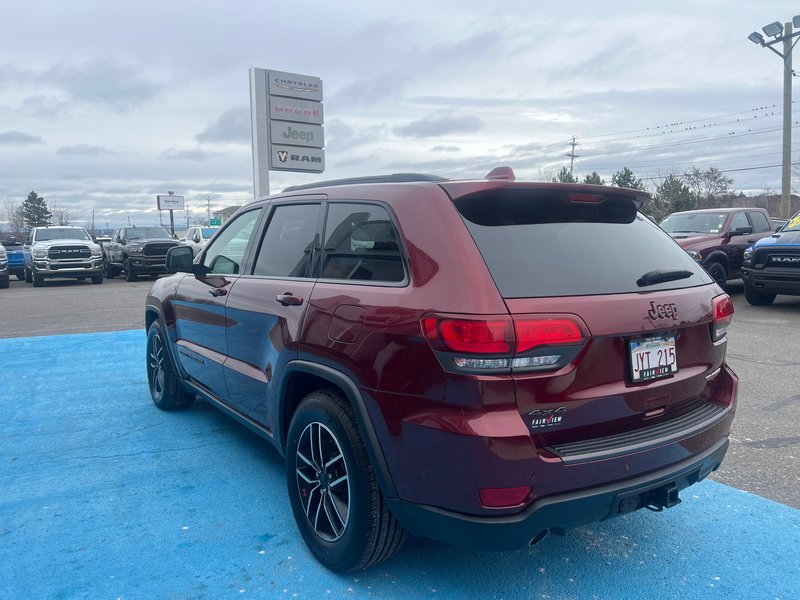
[455,188,710,298]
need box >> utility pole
[566,136,579,177]
[207,196,211,226]
[748,17,800,218]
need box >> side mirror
[730,226,753,236]
[166,245,194,273]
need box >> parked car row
[658,207,800,305]
[1,224,200,288]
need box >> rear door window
[748,211,771,233]
[320,203,406,283]
[454,188,710,298]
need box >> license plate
[629,334,677,383]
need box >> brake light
[514,318,584,352]
[711,294,734,342]
[568,193,604,203]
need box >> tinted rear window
[455,188,710,298]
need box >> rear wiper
[636,269,694,287]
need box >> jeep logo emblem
[647,301,678,320]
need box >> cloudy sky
[0,0,796,230]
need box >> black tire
[706,262,727,289]
[16,274,25,281]
[744,284,776,306]
[91,275,103,284]
[0,278,8,289]
[146,320,193,410]
[32,273,44,287]
[24,266,32,283]
[286,390,406,572]
[104,258,116,279]
[124,259,137,282]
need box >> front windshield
[127,227,172,240]
[660,212,727,234]
[35,228,91,241]
[783,212,800,232]
[201,228,217,239]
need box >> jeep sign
[270,122,324,149]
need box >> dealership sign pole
[156,192,185,237]
[249,68,324,198]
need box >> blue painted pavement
[0,330,798,599]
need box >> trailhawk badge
[528,406,567,429]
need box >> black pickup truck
[102,226,179,281]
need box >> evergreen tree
[611,167,645,190]
[652,174,695,221]
[553,166,577,183]
[583,171,605,185]
[22,190,52,229]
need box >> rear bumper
[387,436,728,551]
[742,266,800,295]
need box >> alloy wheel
[295,422,351,542]
[148,331,165,399]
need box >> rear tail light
[711,294,734,342]
[422,315,587,373]
[423,318,512,354]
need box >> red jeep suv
[145,168,737,572]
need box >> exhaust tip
[529,529,549,546]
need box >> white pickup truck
[23,226,104,287]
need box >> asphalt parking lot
[1,276,799,598]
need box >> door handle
[276,292,303,306]
[209,288,227,297]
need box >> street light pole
[749,17,800,218]
[782,23,793,219]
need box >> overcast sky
[1,0,796,230]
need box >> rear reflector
[480,486,532,508]
[711,294,734,342]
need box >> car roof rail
[281,173,449,193]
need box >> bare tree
[3,198,26,236]
[50,200,74,226]
[684,167,734,209]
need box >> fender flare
[145,303,189,381]
[702,251,729,271]
[277,360,398,499]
